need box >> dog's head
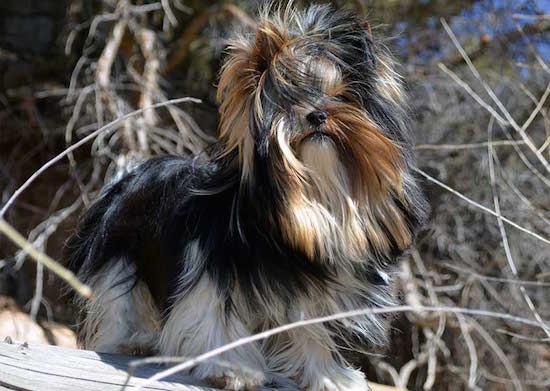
[217,5,427,262]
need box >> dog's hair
[66,4,428,390]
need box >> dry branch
[164,4,255,75]
[445,19,550,67]
[131,305,546,390]
[0,97,200,219]
[441,18,550,175]
[413,168,550,246]
[0,219,91,299]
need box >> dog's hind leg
[75,260,161,354]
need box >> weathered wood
[0,341,404,390]
[0,341,218,391]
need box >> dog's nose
[306,111,327,127]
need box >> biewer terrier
[66,4,428,390]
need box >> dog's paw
[207,374,264,390]
[319,375,369,391]
[195,363,265,391]
[115,332,158,356]
[304,367,369,391]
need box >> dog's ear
[216,22,287,183]
[251,21,286,73]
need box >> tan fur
[274,104,412,261]
[216,39,258,182]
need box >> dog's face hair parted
[66,4,428,390]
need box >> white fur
[158,241,267,390]
[158,240,387,390]
[266,324,368,391]
[262,271,389,390]
[78,240,388,391]
[166,241,392,391]
[298,136,367,261]
[76,261,160,353]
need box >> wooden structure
[0,340,218,391]
[0,341,403,390]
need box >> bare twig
[0,97,201,218]
[416,140,527,150]
[441,18,550,175]
[96,6,128,93]
[441,263,550,286]
[437,63,508,126]
[164,4,255,74]
[0,219,92,299]
[469,319,523,391]
[487,116,550,338]
[132,305,548,390]
[456,315,480,390]
[413,167,550,245]
[437,66,550,187]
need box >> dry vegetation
[1,1,549,390]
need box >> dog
[65,4,428,390]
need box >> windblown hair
[66,4,428,390]
[217,4,424,262]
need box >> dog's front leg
[158,276,267,390]
[266,325,369,391]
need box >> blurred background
[1,0,549,389]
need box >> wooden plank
[0,341,403,391]
[0,341,217,391]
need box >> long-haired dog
[66,4,428,390]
